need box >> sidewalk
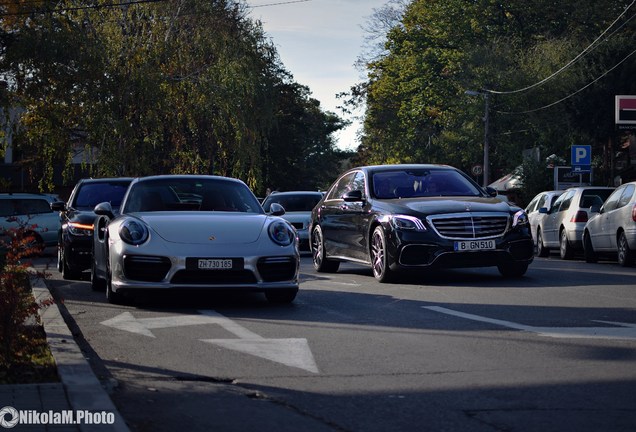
[0,277,130,431]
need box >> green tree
[351,0,636,194]
[0,0,347,193]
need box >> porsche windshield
[372,169,483,199]
[124,178,264,213]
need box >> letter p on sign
[571,145,591,166]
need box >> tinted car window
[74,182,131,210]
[559,192,574,212]
[350,172,366,196]
[372,168,480,199]
[327,173,355,200]
[124,177,263,213]
[602,188,623,212]
[262,194,322,212]
[525,196,538,213]
[0,198,52,216]
[550,192,568,214]
[618,184,635,208]
[582,189,614,211]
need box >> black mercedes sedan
[309,164,533,282]
[51,177,132,279]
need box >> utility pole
[483,92,490,187]
[466,90,490,187]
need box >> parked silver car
[261,191,324,251]
[583,181,636,266]
[524,190,564,249]
[0,193,60,250]
[535,186,614,259]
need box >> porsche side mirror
[269,202,286,216]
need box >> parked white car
[261,191,324,251]
[535,186,614,259]
[583,181,636,266]
[525,190,564,249]
[0,193,60,250]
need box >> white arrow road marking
[100,310,319,373]
[201,338,319,374]
[424,306,636,341]
[100,312,222,338]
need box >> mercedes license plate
[454,240,496,251]
[198,259,233,270]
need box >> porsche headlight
[512,210,529,228]
[67,222,93,236]
[390,215,426,232]
[268,220,295,246]
[119,219,149,245]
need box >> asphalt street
[34,251,636,432]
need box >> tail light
[632,204,636,222]
[571,210,588,223]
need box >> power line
[495,46,636,115]
[249,0,311,7]
[485,0,636,95]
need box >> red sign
[616,95,636,127]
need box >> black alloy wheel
[371,226,394,283]
[311,225,340,273]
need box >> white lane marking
[424,306,636,341]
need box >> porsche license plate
[454,240,496,251]
[198,259,233,270]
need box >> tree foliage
[352,0,636,200]
[0,0,346,194]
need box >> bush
[0,219,54,373]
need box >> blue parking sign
[571,145,591,166]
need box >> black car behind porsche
[51,177,132,279]
[309,164,534,282]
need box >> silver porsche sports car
[91,175,299,304]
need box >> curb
[31,276,131,432]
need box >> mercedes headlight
[512,210,529,228]
[268,220,295,246]
[119,219,149,245]
[390,215,426,232]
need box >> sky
[248,0,389,151]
